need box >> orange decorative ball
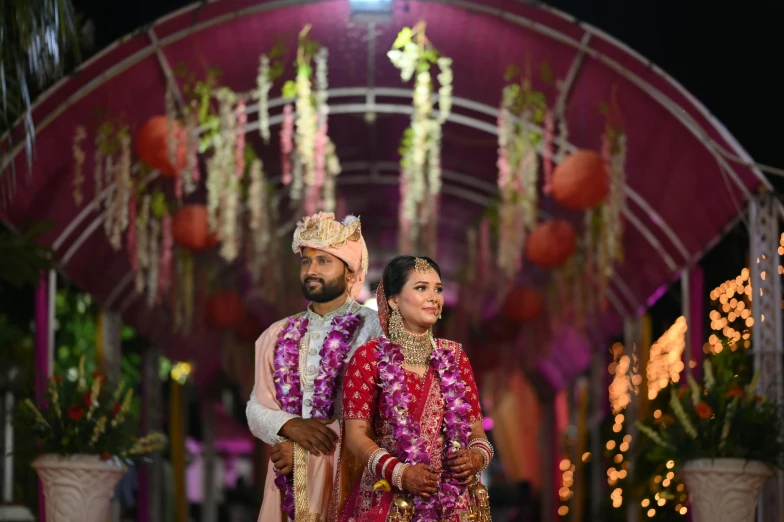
[206,292,243,329]
[501,287,543,323]
[136,116,187,176]
[173,205,216,251]
[525,220,576,269]
[551,150,609,210]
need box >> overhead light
[349,0,393,23]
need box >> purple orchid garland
[375,337,473,521]
[272,312,362,519]
[311,312,361,418]
[272,316,309,518]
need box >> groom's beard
[301,274,347,303]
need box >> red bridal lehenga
[337,338,485,522]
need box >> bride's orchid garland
[388,23,451,256]
[376,337,472,521]
[272,311,361,519]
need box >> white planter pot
[681,458,772,522]
[31,454,127,522]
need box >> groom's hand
[271,440,294,475]
[280,418,338,456]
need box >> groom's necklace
[390,328,434,367]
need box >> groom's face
[299,248,349,303]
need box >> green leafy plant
[637,339,784,469]
[281,25,319,99]
[16,356,166,459]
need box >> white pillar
[749,194,784,522]
[624,317,641,522]
[590,351,604,520]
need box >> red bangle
[384,457,400,482]
[375,454,393,477]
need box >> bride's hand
[401,464,440,499]
[444,449,484,486]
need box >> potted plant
[16,357,166,522]
[637,339,784,522]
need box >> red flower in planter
[83,391,92,407]
[91,372,105,382]
[112,403,122,416]
[726,386,745,399]
[100,452,112,461]
[695,402,713,419]
[68,406,84,421]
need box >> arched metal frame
[63,100,641,317]
[3,0,762,331]
[56,90,672,318]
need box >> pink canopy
[0,0,767,385]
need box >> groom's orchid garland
[272,311,361,519]
[376,337,472,521]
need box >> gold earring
[389,307,404,336]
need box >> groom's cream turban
[291,212,369,299]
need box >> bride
[338,255,493,521]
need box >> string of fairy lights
[556,234,784,519]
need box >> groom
[247,212,383,522]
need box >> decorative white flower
[257,54,272,144]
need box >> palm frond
[0,0,82,182]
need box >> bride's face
[389,268,444,333]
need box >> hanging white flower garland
[257,54,272,144]
[388,24,451,254]
[72,126,86,206]
[135,194,151,294]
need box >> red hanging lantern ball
[501,287,543,323]
[206,291,244,329]
[551,149,609,210]
[525,220,576,269]
[173,205,217,252]
[136,116,187,176]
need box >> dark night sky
[72,0,784,180]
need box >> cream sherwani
[246,298,383,522]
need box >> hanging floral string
[158,211,173,304]
[496,68,547,282]
[93,132,104,207]
[280,104,294,186]
[72,126,87,206]
[600,92,627,268]
[248,158,271,284]
[135,194,151,294]
[388,22,452,255]
[127,194,138,273]
[278,27,341,214]
[542,109,555,194]
[257,55,272,144]
[146,216,160,307]
[107,133,131,251]
[256,43,284,145]
[182,105,199,197]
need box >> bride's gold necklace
[390,328,434,367]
